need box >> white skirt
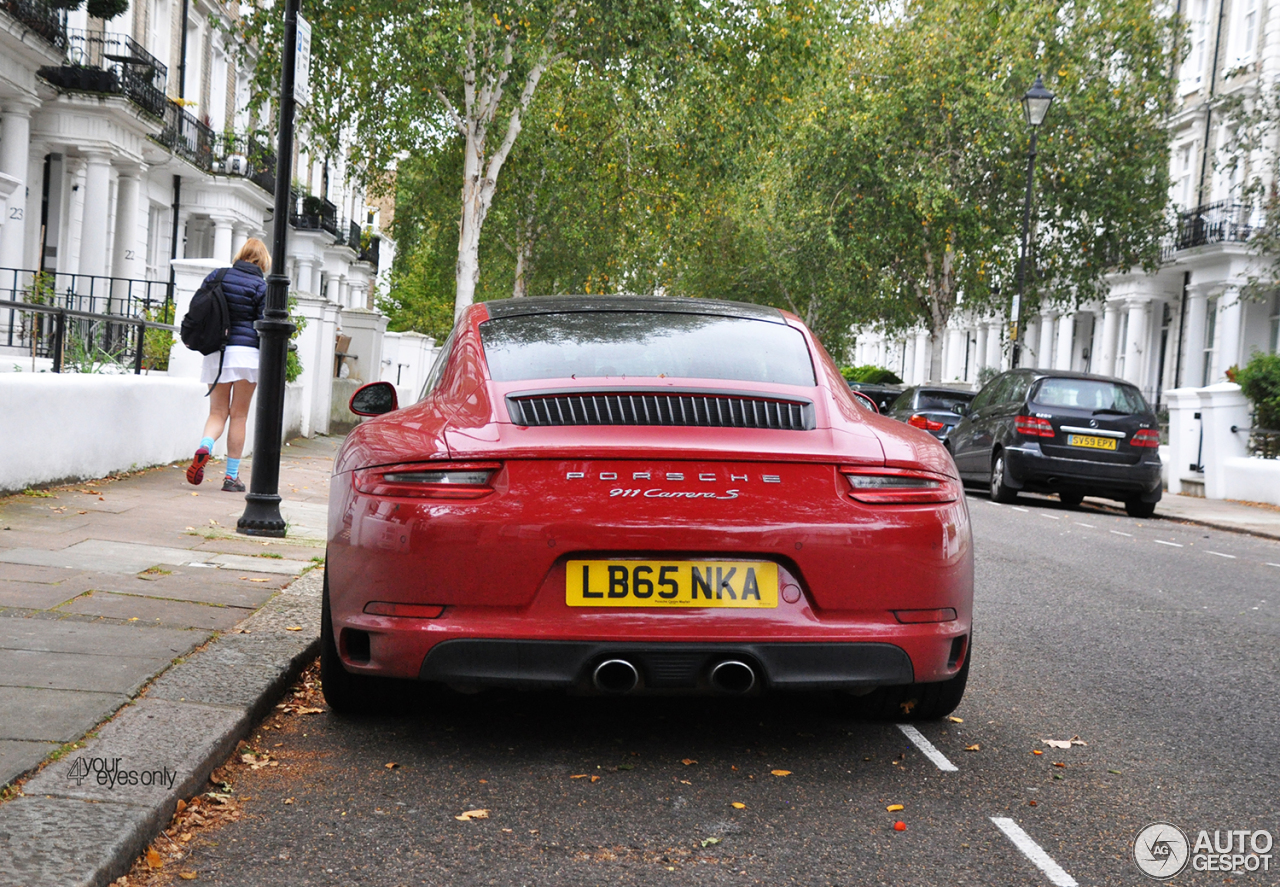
[201,346,260,384]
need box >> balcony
[290,191,339,237]
[156,99,213,171]
[211,132,276,196]
[3,0,66,50]
[1174,201,1258,251]
[38,30,167,118]
[358,234,380,267]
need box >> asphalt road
[153,493,1280,886]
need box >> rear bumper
[1003,445,1162,501]
[418,639,916,691]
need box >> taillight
[1131,429,1160,448]
[840,468,959,504]
[353,462,500,499]
[1015,415,1055,437]
[908,414,945,432]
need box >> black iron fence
[157,100,214,171]
[38,30,167,118]
[2,269,177,374]
[358,235,380,266]
[4,0,66,49]
[1175,201,1258,251]
[1232,424,1280,459]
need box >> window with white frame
[1182,0,1210,91]
[1175,142,1196,207]
[1235,0,1258,64]
[1116,312,1130,378]
[1203,297,1218,386]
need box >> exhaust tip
[593,659,639,694]
[709,659,756,695]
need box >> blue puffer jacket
[204,260,267,349]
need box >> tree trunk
[512,225,533,298]
[928,326,944,383]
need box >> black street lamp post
[237,0,301,537]
[1010,74,1054,368]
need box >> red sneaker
[186,447,211,485]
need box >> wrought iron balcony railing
[211,132,277,195]
[1174,201,1258,251]
[3,0,66,50]
[38,30,167,118]
[156,99,214,171]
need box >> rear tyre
[321,570,392,716]
[989,453,1017,503]
[1058,491,1084,507]
[1125,498,1157,518]
[850,646,970,722]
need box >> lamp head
[1022,74,1054,127]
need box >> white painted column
[902,335,917,384]
[212,217,234,264]
[1098,302,1121,376]
[1214,287,1243,382]
[295,258,314,296]
[944,328,965,381]
[974,325,988,373]
[231,225,247,259]
[1055,311,1076,370]
[312,263,323,299]
[1122,298,1150,387]
[1182,292,1208,388]
[1021,317,1040,368]
[913,330,929,382]
[986,322,1003,370]
[78,153,113,278]
[0,101,35,271]
[1037,312,1057,369]
[110,169,144,280]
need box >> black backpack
[180,268,230,391]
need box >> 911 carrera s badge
[565,471,780,483]
[610,488,741,499]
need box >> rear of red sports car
[324,297,972,718]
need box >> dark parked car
[846,382,904,413]
[946,369,1162,517]
[887,386,976,441]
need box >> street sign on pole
[295,15,312,107]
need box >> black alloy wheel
[1125,498,1157,518]
[989,453,1017,503]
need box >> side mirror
[350,381,399,416]
[954,403,969,416]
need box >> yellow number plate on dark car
[1068,434,1118,451]
[566,560,778,608]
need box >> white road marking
[1154,540,1183,547]
[1010,506,1029,512]
[1041,514,1061,520]
[1206,551,1236,559]
[1267,563,1280,568]
[1110,530,1133,537]
[896,724,958,772]
[990,817,1079,887]
[1074,522,1095,528]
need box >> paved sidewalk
[1151,492,1280,540]
[0,435,335,794]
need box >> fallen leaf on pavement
[1052,762,1066,768]
[1042,739,1074,749]
[146,848,163,869]
[241,577,270,582]
[771,769,791,777]
[295,706,324,714]
[887,804,904,812]
[701,837,721,847]
[570,774,588,779]
[455,809,489,821]
[286,626,304,631]
[179,872,198,880]
[964,744,980,751]
[590,775,601,782]
[681,759,697,766]
[731,802,746,809]
[385,762,399,769]
[1032,749,1043,755]
[284,798,294,804]
[947,716,964,723]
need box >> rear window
[479,312,816,386]
[915,390,974,412]
[1031,377,1149,413]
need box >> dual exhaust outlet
[591,658,756,695]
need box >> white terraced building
[852,0,1280,404]
[0,0,406,398]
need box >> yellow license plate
[1068,434,1117,450]
[566,560,778,608]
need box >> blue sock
[200,437,215,452]
[225,458,241,479]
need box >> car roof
[482,295,786,323]
[912,386,974,396]
[998,368,1141,385]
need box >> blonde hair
[235,238,272,273]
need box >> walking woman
[185,238,270,492]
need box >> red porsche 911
[323,296,972,719]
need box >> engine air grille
[507,392,814,431]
